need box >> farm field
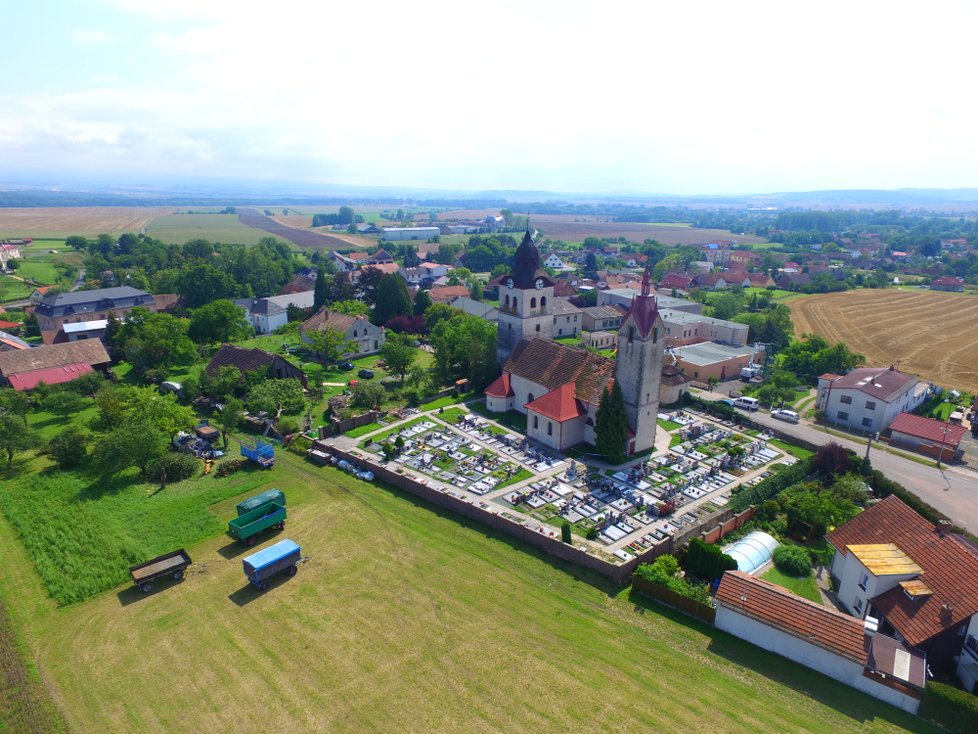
[145,212,289,246]
[0,450,933,734]
[789,289,978,395]
[437,210,766,246]
[0,207,174,239]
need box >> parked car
[337,362,354,371]
[771,408,800,423]
[732,396,760,411]
[358,368,375,379]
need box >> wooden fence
[631,576,716,625]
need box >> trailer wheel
[278,521,285,531]
[247,536,256,546]
[172,570,184,581]
[259,580,269,591]
[140,583,152,593]
[287,564,297,576]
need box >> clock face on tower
[506,278,514,288]
[534,278,544,290]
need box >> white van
[732,396,760,411]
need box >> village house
[300,308,385,357]
[0,339,110,391]
[659,310,749,348]
[427,285,471,303]
[0,242,22,269]
[551,297,582,338]
[886,412,966,462]
[930,276,965,292]
[236,290,315,334]
[715,571,926,713]
[206,344,308,387]
[0,329,30,352]
[580,305,624,332]
[658,272,695,291]
[816,366,928,434]
[826,495,978,687]
[33,287,161,342]
[542,252,566,269]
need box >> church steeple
[496,229,555,362]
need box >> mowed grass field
[145,213,289,246]
[0,207,174,239]
[789,289,978,394]
[0,447,934,733]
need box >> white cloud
[70,29,111,44]
[11,1,978,191]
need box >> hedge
[920,681,978,733]
[728,456,813,512]
[684,538,738,580]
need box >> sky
[3,0,978,195]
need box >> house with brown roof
[930,276,965,292]
[428,285,471,303]
[887,412,966,461]
[816,366,927,434]
[715,570,926,713]
[0,339,110,390]
[206,344,308,387]
[300,308,385,357]
[826,495,978,684]
[658,272,695,291]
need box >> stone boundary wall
[321,410,380,438]
[313,442,761,585]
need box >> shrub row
[215,458,246,478]
[684,538,738,580]
[728,456,813,512]
[921,681,978,733]
[864,468,963,533]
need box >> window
[861,417,873,427]
[837,411,849,420]
[528,394,534,403]
[628,326,634,344]
[547,422,553,436]
[558,328,563,335]
[858,572,869,591]
[840,395,852,404]
[865,400,876,410]
[653,328,658,343]
[530,297,536,308]
[353,330,358,337]
[508,323,512,331]
[535,324,541,332]
[854,598,864,615]
[533,415,538,429]
[540,296,547,308]
[504,294,510,307]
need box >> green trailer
[228,502,286,546]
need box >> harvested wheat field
[0,207,174,238]
[789,289,978,393]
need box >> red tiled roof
[524,382,587,422]
[361,262,400,275]
[931,276,964,286]
[889,412,966,447]
[620,269,660,339]
[826,496,978,646]
[0,320,20,330]
[716,571,868,662]
[485,373,514,398]
[826,366,917,403]
[428,285,471,302]
[7,363,93,391]
[503,338,615,406]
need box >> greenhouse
[723,531,780,575]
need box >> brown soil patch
[789,289,978,393]
[0,207,175,237]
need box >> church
[485,231,665,455]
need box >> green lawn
[761,566,823,603]
[344,421,383,438]
[433,406,470,425]
[768,439,815,460]
[0,275,34,301]
[0,447,936,733]
[657,418,682,432]
[468,401,527,432]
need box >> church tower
[615,268,665,454]
[496,230,555,362]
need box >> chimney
[938,520,952,538]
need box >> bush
[773,544,812,577]
[683,538,738,580]
[215,457,246,478]
[728,456,812,512]
[48,426,90,469]
[145,452,200,484]
[561,522,572,544]
[286,434,312,456]
[921,681,978,733]
[277,416,300,436]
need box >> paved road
[745,409,978,534]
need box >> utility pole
[937,415,952,470]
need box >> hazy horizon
[4,1,978,196]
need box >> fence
[320,410,381,438]
[631,576,716,625]
[311,442,764,586]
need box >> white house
[816,366,927,434]
[236,290,314,334]
[715,571,926,713]
[826,495,978,681]
[551,297,582,338]
[300,308,385,357]
[0,243,22,268]
[542,252,566,269]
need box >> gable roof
[301,308,372,334]
[826,495,978,646]
[7,363,94,391]
[716,571,868,663]
[428,285,471,302]
[525,382,587,422]
[503,338,615,405]
[0,330,30,350]
[206,344,278,375]
[0,339,109,376]
[889,412,967,446]
[485,373,514,398]
[826,367,917,403]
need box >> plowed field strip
[789,290,978,393]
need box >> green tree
[373,273,412,325]
[216,397,244,447]
[42,390,87,423]
[413,288,432,316]
[248,378,306,419]
[0,387,32,422]
[48,426,90,469]
[177,264,240,308]
[200,365,244,402]
[114,308,197,378]
[304,326,355,364]
[350,381,385,410]
[379,333,416,383]
[711,292,743,320]
[0,413,40,467]
[65,235,88,250]
[188,299,252,344]
[91,422,168,477]
[313,266,329,310]
[429,313,498,390]
[331,299,369,317]
[595,382,628,465]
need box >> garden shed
[723,531,780,575]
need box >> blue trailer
[242,539,301,590]
[241,439,275,468]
